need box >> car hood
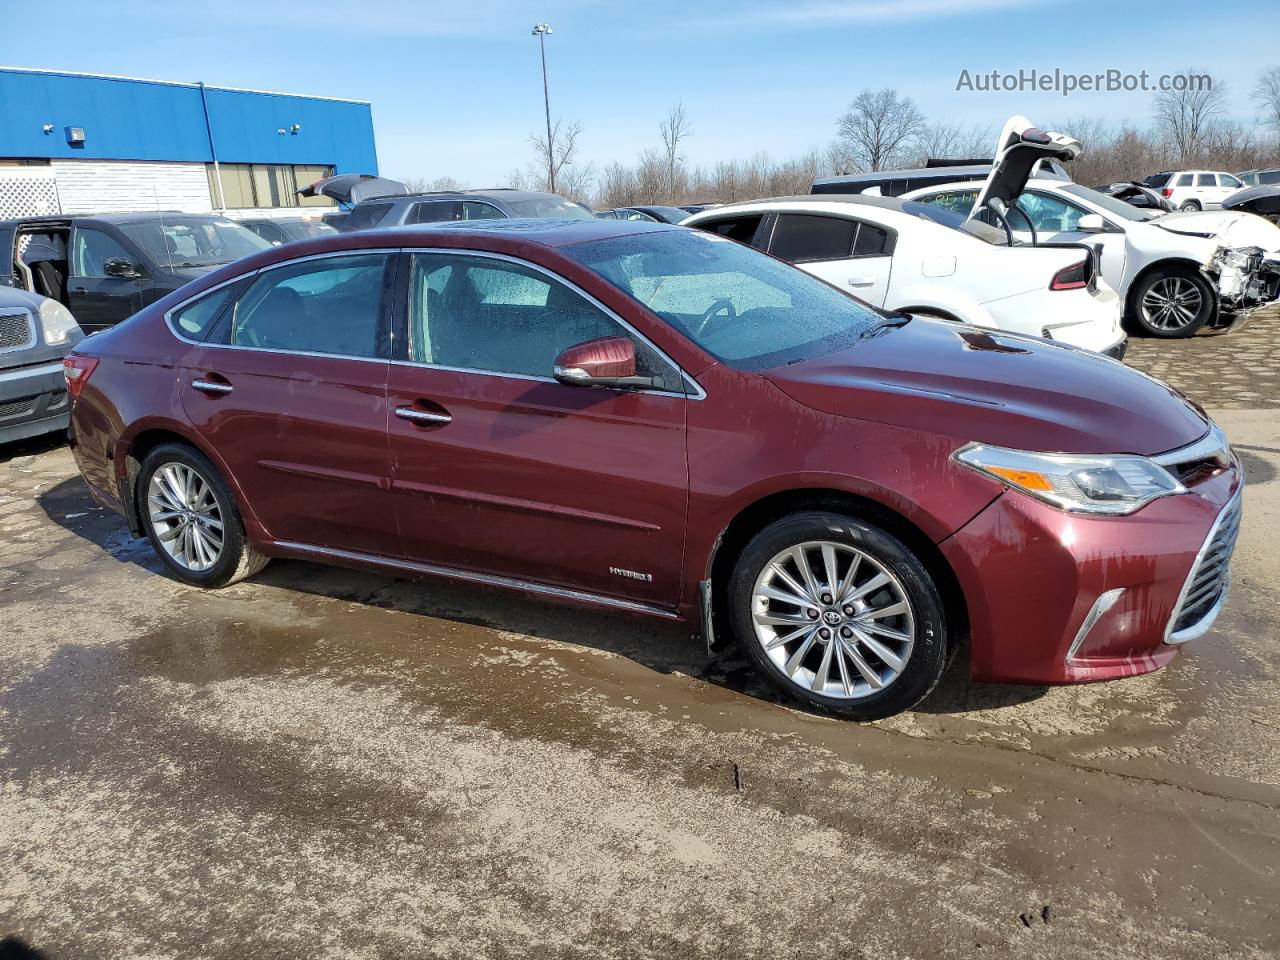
[1155,210,1280,250]
[764,319,1208,456]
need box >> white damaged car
[904,116,1280,338]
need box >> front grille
[0,396,38,420]
[1170,494,1242,636]
[0,311,36,353]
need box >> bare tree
[659,103,694,202]
[530,120,583,194]
[836,89,925,171]
[1255,67,1280,134]
[1153,71,1226,163]
[400,175,462,193]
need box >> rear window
[769,214,857,263]
[503,196,595,219]
[1143,173,1171,188]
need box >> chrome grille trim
[1165,489,1243,645]
[1152,423,1230,471]
[0,310,36,354]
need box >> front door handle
[192,378,233,395]
[395,405,451,426]
[847,277,875,288]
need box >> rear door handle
[192,378,233,395]
[395,405,451,426]
[847,277,875,288]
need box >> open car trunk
[297,174,409,207]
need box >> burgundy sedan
[63,219,1242,720]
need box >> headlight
[39,298,81,346]
[954,443,1185,515]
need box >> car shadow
[0,937,50,960]
[0,431,66,464]
[36,474,1047,719]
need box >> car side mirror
[103,258,141,279]
[1077,214,1107,233]
[553,336,655,389]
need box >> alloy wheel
[1140,276,1203,332]
[147,462,225,572]
[750,541,915,700]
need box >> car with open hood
[683,193,1125,356]
[63,217,1241,721]
[904,117,1280,338]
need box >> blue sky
[2,0,1275,184]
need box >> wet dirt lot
[2,316,1279,959]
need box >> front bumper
[940,458,1241,685]
[0,359,68,445]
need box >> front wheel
[138,443,268,587]
[1131,267,1214,338]
[726,511,949,721]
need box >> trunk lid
[970,116,1082,221]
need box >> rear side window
[343,202,393,231]
[410,201,462,224]
[169,282,243,340]
[223,254,390,358]
[695,215,763,245]
[769,214,857,263]
[853,222,890,256]
[1262,171,1280,185]
[1176,174,1194,186]
[1196,174,1216,186]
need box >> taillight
[63,355,100,402]
[1161,187,1173,198]
[1050,260,1089,291]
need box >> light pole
[532,22,555,192]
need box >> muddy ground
[1,316,1278,959]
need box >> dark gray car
[337,189,596,232]
[0,286,84,445]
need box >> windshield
[639,206,691,224]
[1060,183,1160,221]
[504,196,595,219]
[282,221,338,240]
[119,217,272,268]
[562,229,892,371]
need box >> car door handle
[847,277,875,288]
[395,405,451,425]
[72,286,88,294]
[191,378,233,395]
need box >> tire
[137,443,268,588]
[1179,200,1202,212]
[726,511,949,721]
[1130,266,1214,338]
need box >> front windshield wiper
[857,314,912,341]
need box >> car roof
[409,216,677,247]
[0,211,233,227]
[372,189,569,205]
[813,165,993,189]
[688,194,923,217]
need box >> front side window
[769,214,857,263]
[1015,192,1088,233]
[406,253,673,383]
[1219,174,1243,189]
[71,227,134,277]
[223,254,389,357]
[563,229,887,371]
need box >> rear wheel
[726,511,949,721]
[1179,199,1202,212]
[138,443,268,587]
[1131,267,1214,338]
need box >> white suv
[1143,170,1245,211]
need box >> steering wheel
[694,297,737,337]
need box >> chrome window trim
[0,308,37,355]
[400,246,705,400]
[1164,486,1242,645]
[161,245,708,399]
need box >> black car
[594,208,658,222]
[0,213,272,332]
[336,189,596,232]
[624,205,691,224]
[237,216,338,245]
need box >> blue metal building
[0,66,378,217]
